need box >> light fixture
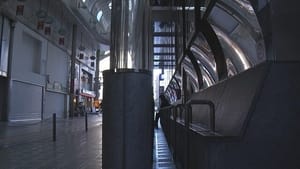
[96,10,103,22]
[58,7,66,36]
[36,9,46,30]
[16,0,26,16]
[59,37,64,45]
[58,28,66,36]
[90,55,96,60]
[44,25,51,35]
[36,10,47,19]
[44,15,53,24]
[78,32,85,51]
[58,8,66,45]
[44,16,53,35]
[42,0,53,36]
[108,2,112,10]
[79,53,84,59]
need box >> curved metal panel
[207,0,266,75]
[182,57,200,93]
[111,0,151,69]
[189,32,218,85]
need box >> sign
[16,5,24,16]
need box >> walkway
[0,114,102,169]
[0,114,175,169]
[153,128,176,169]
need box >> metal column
[103,0,153,168]
[69,24,77,117]
[103,70,153,169]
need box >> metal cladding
[102,69,153,169]
[110,0,151,70]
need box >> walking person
[155,94,170,128]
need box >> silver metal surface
[102,70,153,169]
[110,0,150,69]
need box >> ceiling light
[82,0,86,3]
[108,2,112,10]
[96,10,103,22]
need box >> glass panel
[154,21,175,33]
[182,56,200,92]
[208,0,265,76]
[153,36,175,44]
[111,0,150,69]
[190,32,218,86]
[153,55,176,60]
[154,47,175,53]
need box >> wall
[44,42,69,119]
[8,22,69,121]
[9,22,45,121]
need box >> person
[155,94,170,128]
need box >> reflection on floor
[0,114,176,169]
[0,114,102,169]
[153,128,176,169]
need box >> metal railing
[186,99,215,132]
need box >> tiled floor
[0,114,175,169]
[0,114,103,169]
[153,128,176,169]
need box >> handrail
[186,99,215,132]
[173,104,184,122]
[160,105,174,111]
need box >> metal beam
[202,0,218,19]
[153,32,175,36]
[154,52,175,55]
[153,44,175,47]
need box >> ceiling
[61,0,111,45]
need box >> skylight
[96,10,103,21]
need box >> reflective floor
[0,115,103,169]
[153,128,176,169]
[0,115,175,169]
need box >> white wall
[9,22,69,121]
[44,42,69,119]
[46,43,68,85]
[44,92,65,119]
[10,81,43,121]
[11,22,47,84]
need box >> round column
[102,69,153,169]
